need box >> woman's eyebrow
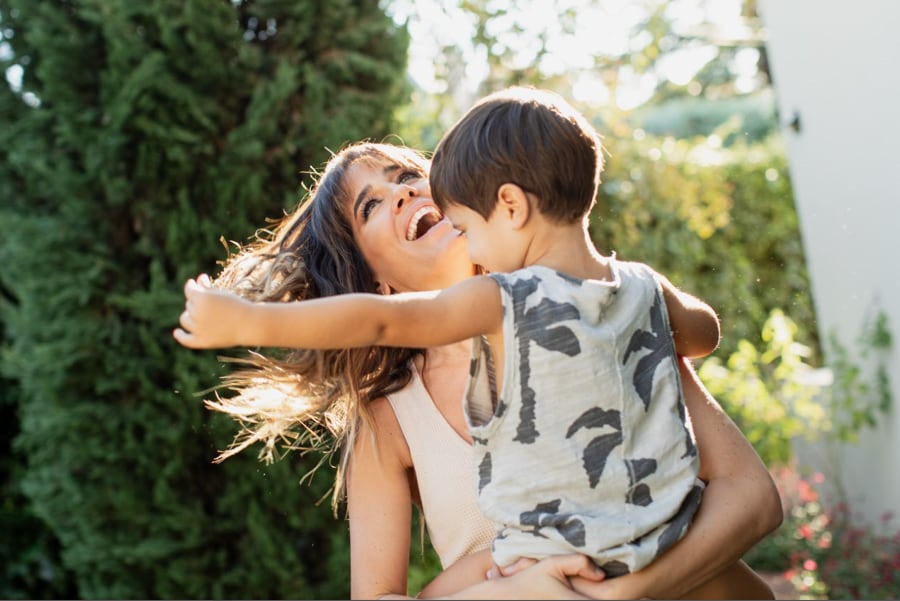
[353,184,372,216]
[352,164,404,216]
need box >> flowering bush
[745,466,900,599]
[810,507,900,600]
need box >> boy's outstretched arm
[659,274,720,359]
[173,273,502,351]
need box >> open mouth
[406,206,443,241]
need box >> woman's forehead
[344,158,387,193]
[345,151,426,190]
[357,146,427,171]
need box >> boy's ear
[496,183,531,229]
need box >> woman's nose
[394,184,418,211]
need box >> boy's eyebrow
[352,164,402,216]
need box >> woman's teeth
[406,206,442,241]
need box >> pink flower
[803,558,817,571]
[798,480,818,503]
[797,524,813,539]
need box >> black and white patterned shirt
[464,259,704,575]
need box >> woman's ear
[376,281,392,295]
[496,183,531,229]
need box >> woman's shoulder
[362,395,413,470]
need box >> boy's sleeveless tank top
[386,365,496,568]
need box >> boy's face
[443,201,524,273]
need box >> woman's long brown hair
[205,142,429,511]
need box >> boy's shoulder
[610,256,664,283]
[488,265,569,286]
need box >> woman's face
[344,157,475,293]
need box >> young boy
[175,87,720,578]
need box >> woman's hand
[417,553,604,600]
[484,554,606,600]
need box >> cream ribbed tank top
[387,365,496,568]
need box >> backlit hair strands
[204,142,429,511]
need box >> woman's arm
[568,357,782,599]
[348,397,417,599]
[350,398,604,600]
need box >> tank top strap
[387,364,496,567]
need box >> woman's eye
[398,170,421,184]
[361,198,380,221]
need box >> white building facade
[759,0,899,523]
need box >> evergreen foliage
[0,0,408,597]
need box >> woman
[201,142,782,599]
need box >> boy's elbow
[676,325,720,359]
[704,319,721,356]
[693,313,721,358]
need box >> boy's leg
[679,560,775,600]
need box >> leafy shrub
[630,90,778,145]
[698,309,891,467]
[699,310,830,466]
[591,130,819,363]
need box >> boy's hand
[173,274,249,349]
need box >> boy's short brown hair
[430,87,604,224]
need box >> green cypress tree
[0,0,408,598]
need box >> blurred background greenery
[0,0,893,599]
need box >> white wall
[758,0,900,523]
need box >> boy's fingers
[174,326,207,350]
[184,274,212,295]
[179,310,195,333]
[499,557,537,577]
[173,328,191,346]
[543,554,605,581]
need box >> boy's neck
[522,220,612,281]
